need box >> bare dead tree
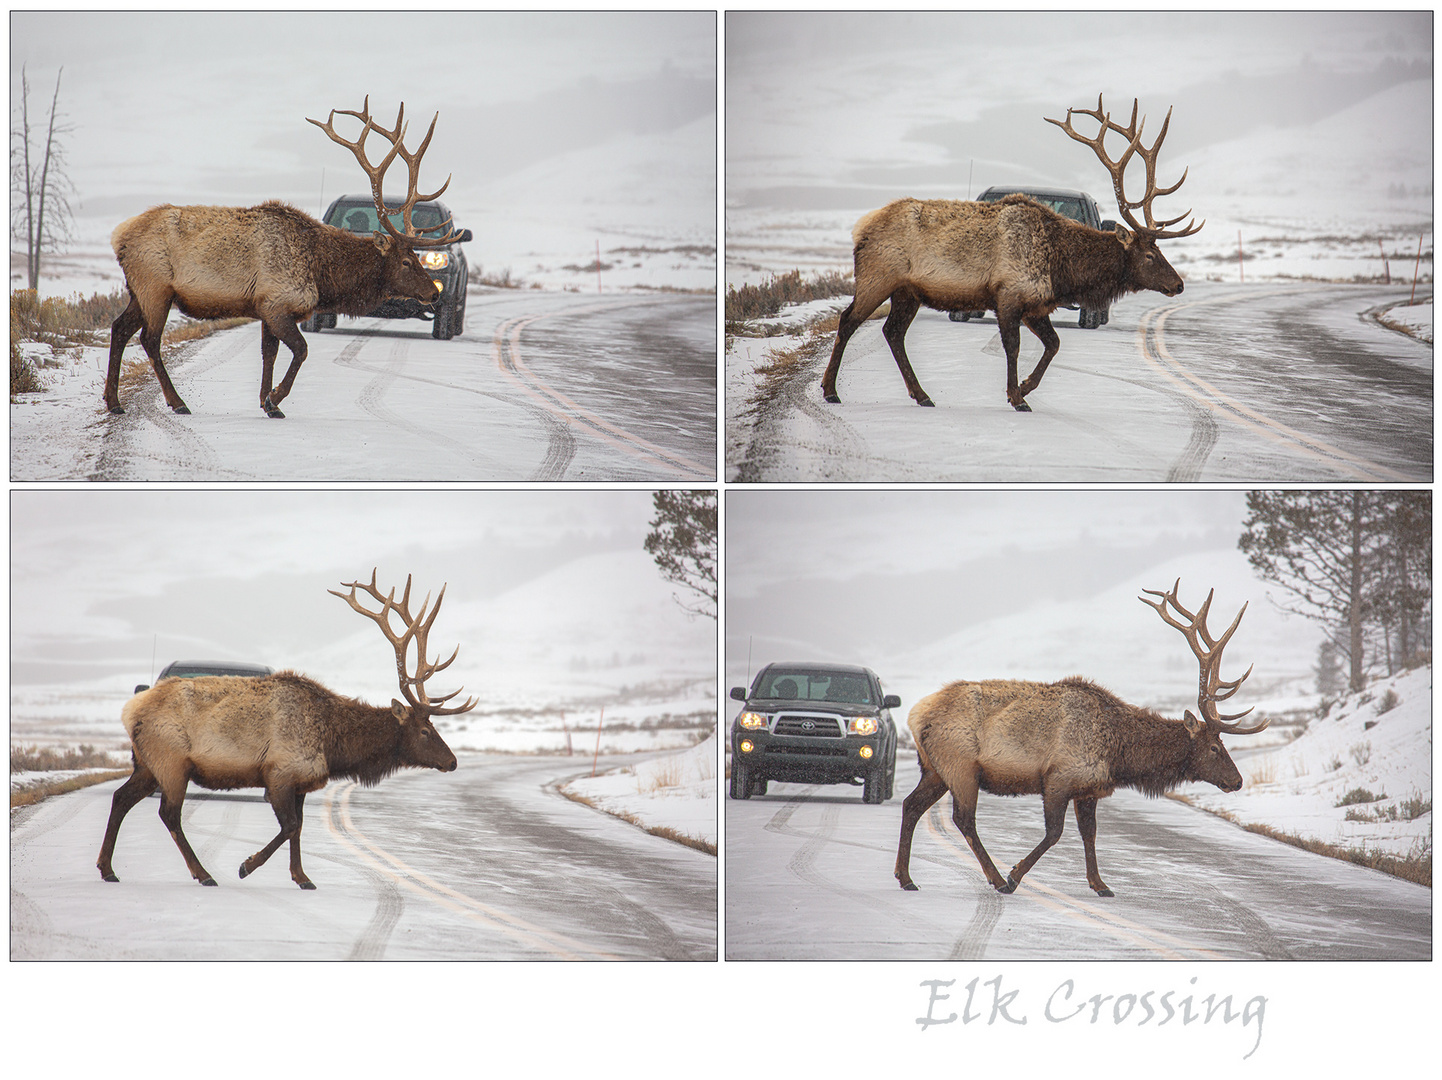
[10,64,76,290]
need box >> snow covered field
[562,732,717,850]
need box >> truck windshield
[756,670,875,705]
[329,204,449,234]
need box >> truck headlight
[419,251,450,270]
[737,712,768,730]
[847,716,879,735]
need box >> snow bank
[560,732,718,849]
[1187,666,1432,858]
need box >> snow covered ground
[561,732,717,850]
[1187,666,1431,860]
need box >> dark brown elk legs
[821,300,867,404]
[1016,314,1060,404]
[880,290,934,406]
[157,787,217,886]
[1000,789,1069,892]
[258,316,308,418]
[96,763,159,881]
[894,766,948,890]
[105,293,189,415]
[239,785,314,889]
[951,783,1011,891]
[1074,797,1113,896]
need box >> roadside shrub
[1376,688,1400,714]
[1336,787,1385,807]
[726,268,853,324]
[1349,740,1372,766]
[11,743,127,772]
[1400,791,1432,821]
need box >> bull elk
[105,97,464,418]
[97,570,474,889]
[894,579,1266,898]
[822,94,1203,411]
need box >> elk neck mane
[1053,675,1199,798]
[270,670,410,786]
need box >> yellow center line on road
[924,806,1227,960]
[1134,296,1415,481]
[491,309,711,478]
[323,780,619,961]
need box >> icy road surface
[729,281,1430,483]
[725,755,1429,961]
[12,754,717,960]
[53,290,715,482]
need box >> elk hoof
[238,862,252,879]
[997,873,1020,894]
[1011,400,1032,413]
[917,396,935,407]
[297,881,317,891]
[100,871,119,883]
[1094,886,1115,898]
[107,405,125,416]
[900,881,919,892]
[822,392,841,404]
[200,876,218,887]
[263,400,286,419]
[172,404,191,415]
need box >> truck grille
[773,714,844,737]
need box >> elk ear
[1182,709,1206,736]
[372,232,394,254]
[1113,223,1133,244]
[391,698,409,723]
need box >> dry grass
[555,785,716,856]
[12,743,128,771]
[11,769,131,808]
[725,268,854,327]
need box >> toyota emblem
[801,720,816,731]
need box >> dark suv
[950,185,1115,328]
[303,195,472,339]
[728,662,900,804]
[134,659,273,695]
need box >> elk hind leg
[895,763,948,890]
[880,289,933,406]
[134,293,189,414]
[1016,313,1060,404]
[104,293,145,414]
[259,322,284,417]
[1001,788,1070,893]
[1074,797,1113,897]
[950,774,1010,891]
[156,783,216,886]
[820,276,892,404]
[97,759,159,881]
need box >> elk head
[331,569,475,773]
[307,96,463,305]
[1140,578,1267,792]
[1047,95,1203,298]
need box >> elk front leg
[880,289,934,406]
[96,761,159,882]
[259,322,283,417]
[157,785,217,886]
[1016,313,1060,403]
[1074,797,1113,896]
[996,306,1030,412]
[240,783,313,888]
[895,765,948,890]
[821,300,866,404]
[260,314,308,417]
[1001,788,1070,893]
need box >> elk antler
[307,96,462,247]
[330,569,478,716]
[1139,578,1267,735]
[1046,94,1204,240]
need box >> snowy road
[728,281,1430,482]
[725,755,1429,961]
[76,290,715,481]
[11,754,717,960]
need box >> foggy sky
[9,489,658,682]
[10,10,715,218]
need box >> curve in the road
[1136,293,1418,481]
[322,780,620,960]
[494,308,712,479]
